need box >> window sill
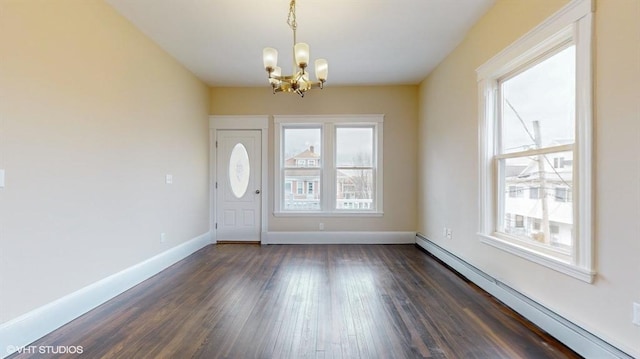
[274,211,383,218]
[478,233,595,283]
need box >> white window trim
[274,114,384,216]
[476,0,594,282]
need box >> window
[285,181,292,194]
[508,186,524,198]
[555,187,570,202]
[476,0,593,282]
[533,219,541,231]
[553,157,565,168]
[274,115,383,215]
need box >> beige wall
[418,0,640,355]
[0,0,210,323]
[211,86,418,232]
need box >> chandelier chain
[287,0,297,31]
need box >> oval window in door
[229,143,250,198]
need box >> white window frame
[476,0,594,282]
[274,114,384,216]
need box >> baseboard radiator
[415,233,633,359]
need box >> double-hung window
[274,115,383,215]
[476,0,594,282]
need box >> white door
[216,130,262,242]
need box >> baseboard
[267,231,415,244]
[415,234,634,359]
[0,232,212,359]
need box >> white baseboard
[415,234,634,359]
[0,232,212,359]
[266,231,415,245]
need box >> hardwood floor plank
[8,244,581,359]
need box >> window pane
[501,151,573,249]
[284,169,320,211]
[284,128,321,167]
[336,127,373,167]
[283,127,322,210]
[500,45,575,154]
[336,169,373,210]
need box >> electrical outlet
[319,223,324,231]
[633,302,640,326]
[160,233,167,243]
[165,174,173,184]
[446,228,453,240]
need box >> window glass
[501,46,575,154]
[336,127,373,167]
[284,128,321,166]
[497,45,576,250]
[283,127,321,211]
[501,151,574,248]
[336,169,374,210]
[336,126,374,210]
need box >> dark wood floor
[10,244,580,359]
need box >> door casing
[210,115,269,244]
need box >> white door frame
[210,115,269,244]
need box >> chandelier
[262,0,328,97]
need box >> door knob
[255,190,261,194]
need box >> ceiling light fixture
[262,0,328,97]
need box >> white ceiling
[105,0,495,87]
